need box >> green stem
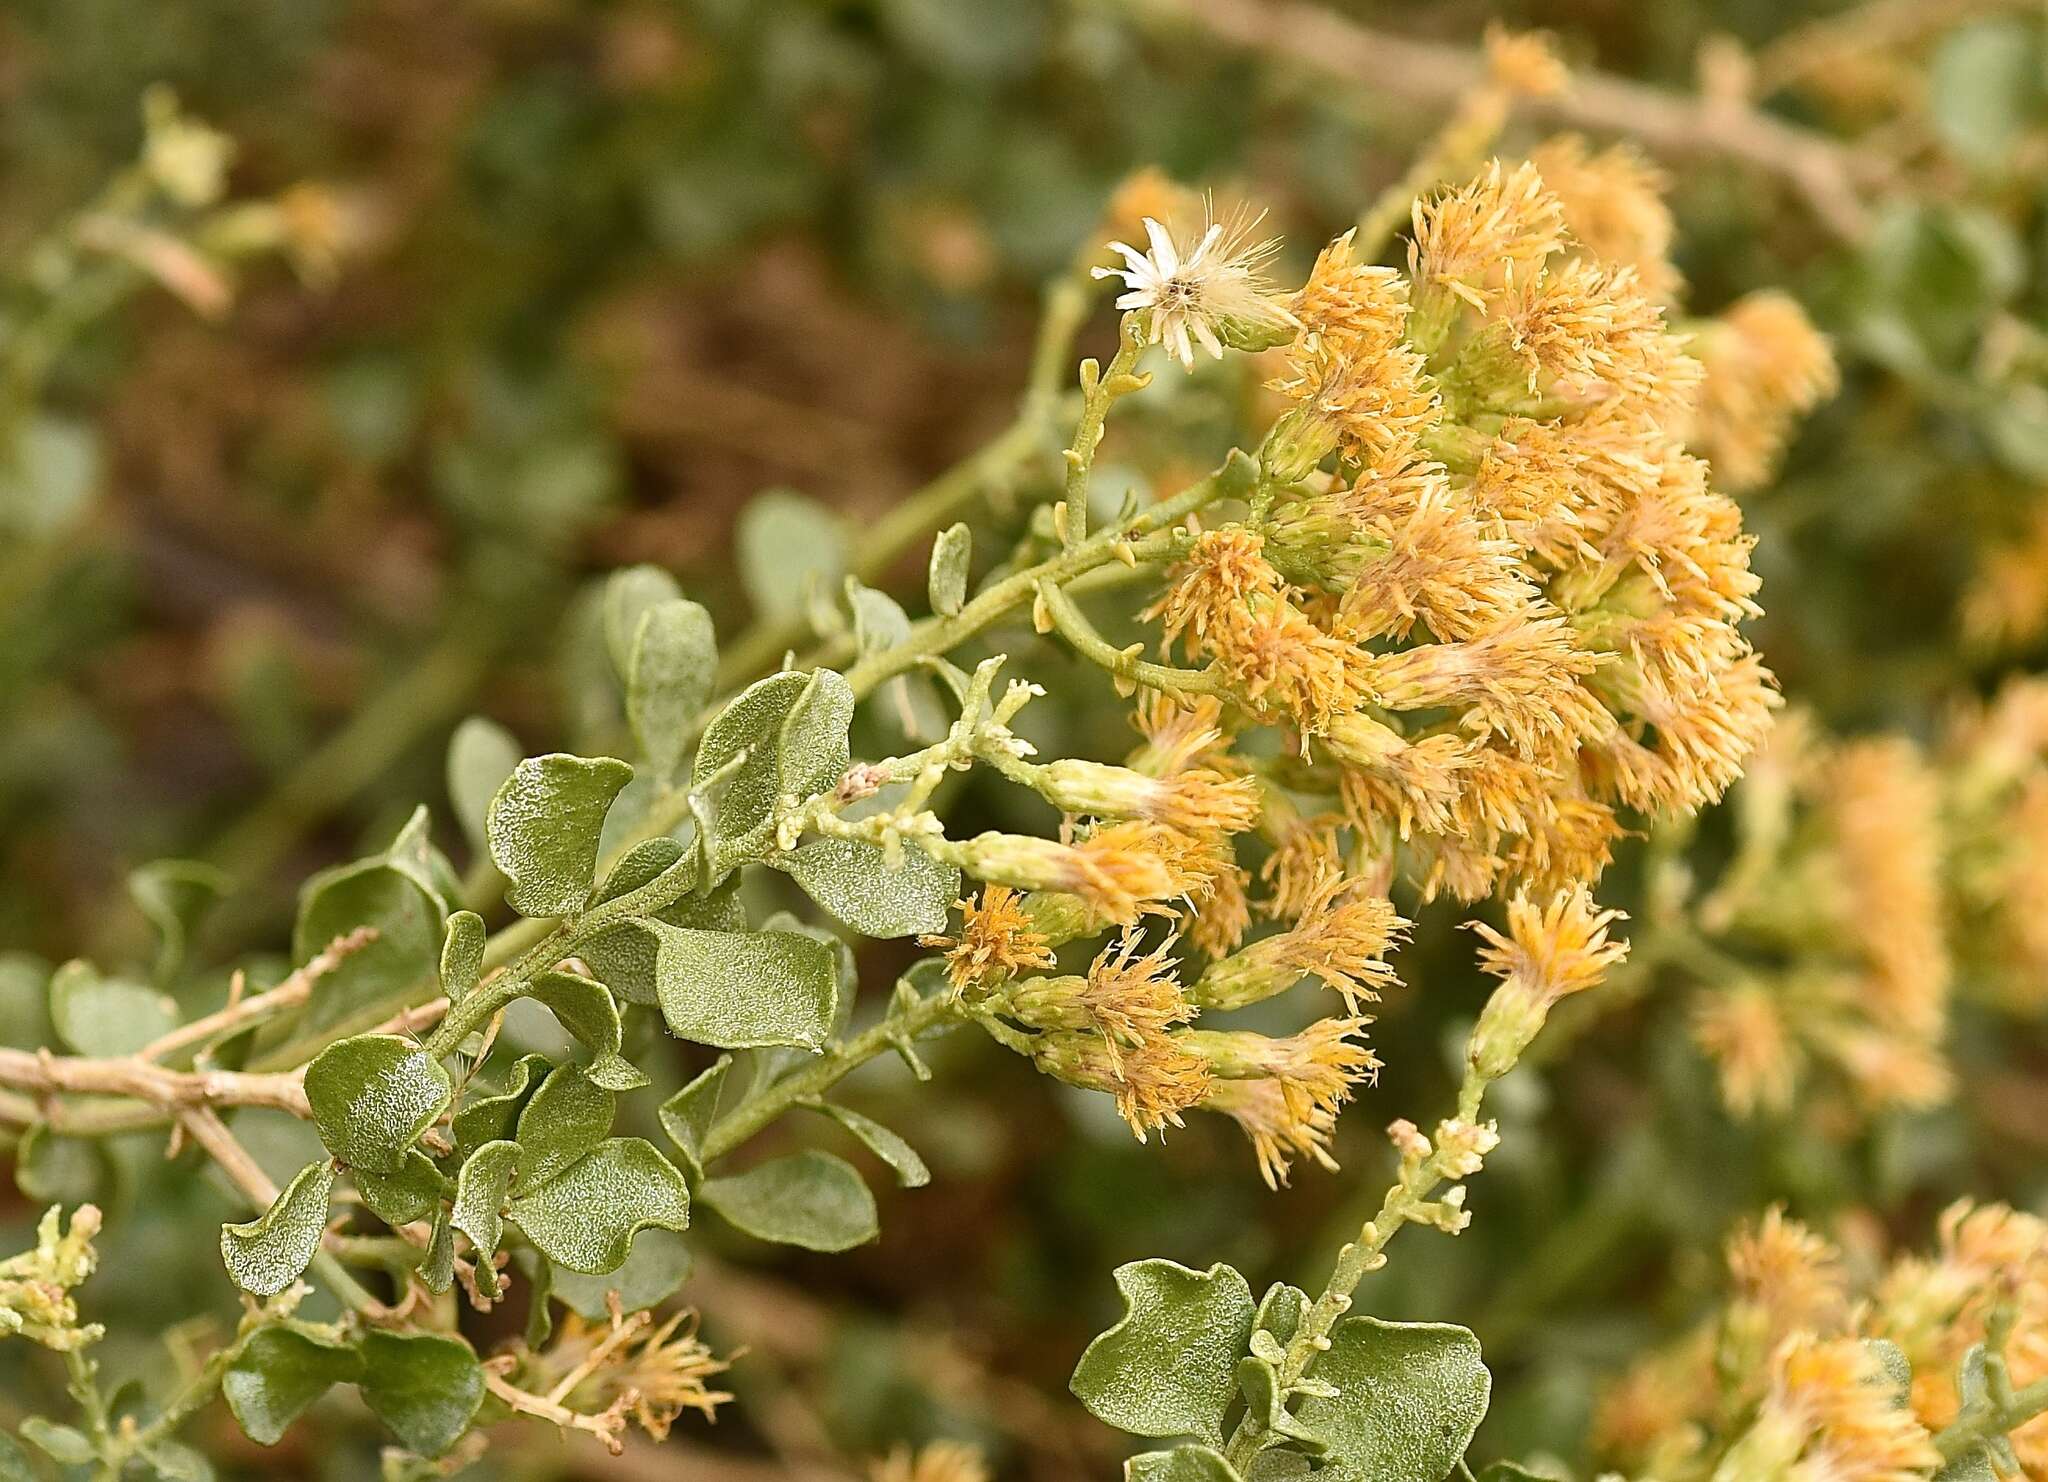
[700,990,966,1165]
[1934,1373,2048,1462]
[1061,315,1148,550]
[1221,1068,1492,1473]
[845,452,1250,699]
[1034,579,1222,696]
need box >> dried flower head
[920,886,1057,994]
[869,1441,992,1482]
[1094,209,1296,369]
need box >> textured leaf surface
[223,1328,363,1445]
[1127,1446,1242,1482]
[220,1161,335,1296]
[450,1140,520,1260]
[694,670,809,850]
[439,911,486,1005]
[628,597,717,776]
[509,1138,690,1274]
[357,1331,484,1458]
[514,1064,614,1186]
[782,836,959,938]
[928,521,971,615]
[642,919,837,1050]
[352,1151,443,1226]
[602,564,683,678]
[486,753,634,918]
[700,1149,879,1251]
[1071,1260,1256,1444]
[289,842,445,1042]
[305,1034,452,1174]
[453,1053,549,1158]
[1291,1318,1489,1482]
[527,971,644,1090]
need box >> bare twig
[0,1046,309,1118]
[137,926,379,1064]
[1121,0,1886,240]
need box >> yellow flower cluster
[1145,157,1784,911]
[1598,1202,2048,1479]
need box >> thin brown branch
[137,926,379,1064]
[0,1046,309,1118]
[1751,0,2030,97]
[1124,0,1886,241]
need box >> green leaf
[1475,1465,1568,1482]
[515,1064,615,1186]
[447,716,522,858]
[220,1160,335,1295]
[141,1438,215,1481]
[508,1138,691,1274]
[127,859,230,984]
[439,911,486,1005]
[629,597,717,776]
[738,489,847,624]
[19,1419,95,1465]
[928,521,971,615]
[550,1228,693,1321]
[700,1149,879,1251]
[781,836,960,938]
[779,668,856,802]
[453,1052,550,1158]
[48,959,177,1057]
[1290,1318,1490,1482]
[16,1122,107,1204]
[450,1139,520,1267]
[1127,1446,1242,1482]
[223,1327,364,1446]
[305,1034,452,1174]
[357,1331,485,1458]
[602,565,684,679]
[806,1101,930,1187]
[527,971,645,1090]
[692,669,854,867]
[641,919,838,1050]
[286,832,448,1047]
[420,1207,456,1294]
[352,1151,444,1226]
[658,1054,733,1177]
[846,577,913,655]
[487,754,635,918]
[1253,1283,1310,1356]
[1071,1260,1256,1445]
[1930,19,2046,171]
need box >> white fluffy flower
[1093,213,1296,370]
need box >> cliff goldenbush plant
[5,3,2048,1480]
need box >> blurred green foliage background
[3,0,2047,1476]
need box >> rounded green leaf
[453,1052,550,1158]
[550,1228,693,1321]
[700,1149,878,1252]
[629,597,717,776]
[1290,1318,1490,1482]
[781,836,960,938]
[640,919,837,1050]
[778,668,856,803]
[526,971,645,1090]
[1071,1260,1257,1445]
[509,1137,690,1274]
[928,521,971,616]
[1128,1446,1242,1482]
[602,564,683,678]
[846,577,913,656]
[127,859,230,984]
[357,1330,485,1458]
[49,960,177,1057]
[447,715,522,858]
[515,1064,615,1187]
[737,489,847,624]
[486,753,635,918]
[450,1139,521,1261]
[304,1034,452,1174]
[439,911,486,1005]
[223,1327,363,1446]
[220,1161,335,1296]
[352,1151,444,1227]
